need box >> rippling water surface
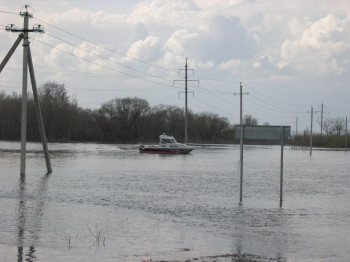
[0,141,349,261]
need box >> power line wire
[243,83,309,108]
[44,32,173,84]
[4,61,131,78]
[247,93,305,114]
[193,96,233,116]
[33,16,175,73]
[31,37,180,90]
[194,73,240,84]
[67,86,174,92]
[0,10,18,15]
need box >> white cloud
[279,14,350,75]
[43,41,109,73]
[197,60,214,69]
[125,36,161,61]
[130,0,197,26]
[164,29,198,54]
[219,59,241,71]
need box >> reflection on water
[0,142,349,261]
[17,246,36,262]
[16,173,50,262]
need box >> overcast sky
[1,0,349,133]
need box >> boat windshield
[160,138,177,144]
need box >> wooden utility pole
[174,58,198,144]
[1,6,52,175]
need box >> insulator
[33,24,44,33]
[5,24,16,31]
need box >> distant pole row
[307,104,347,153]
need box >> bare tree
[100,97,150,142]
[322,118,335,136]
[243,114,258,126]
[333,117,345,135]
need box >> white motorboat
[139,134,195,154]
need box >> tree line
[1,81,347,147]
[292,117,349,148]
[0,81,235,143]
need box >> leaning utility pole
[1,5,52,176]
[173,58,198,144]
[234,82,248,205]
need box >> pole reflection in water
[17,175,27,262]
[232,206,288,261]
[16,173,50,262]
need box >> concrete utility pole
[20,6,30,176]
[1,5,52,176]
[320,101,323,136]
[293,117,298,149]
[308,106,317,156]
[345,116,348,150]
[234,82,248,205]
[174,58,198,144]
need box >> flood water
[0,141,349,261]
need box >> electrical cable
[247,93,305,114]
[33,16,175,73]
[44,32,174,83]
[193,96,234,116]
[243,83,309,108]
[0,10,18,15]
[31,37,181,90]
[194,73,240,84]
[3,61,130,78]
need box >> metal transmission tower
[318,101,328,136]
[0,5,52,176]
[173,58,198,144]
